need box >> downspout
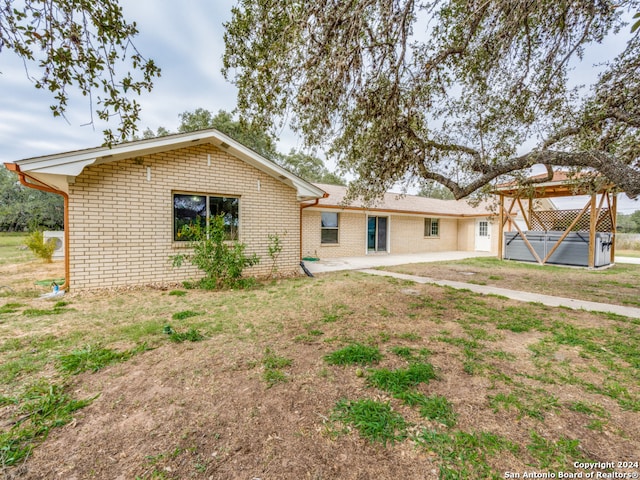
[299,198,320,260]
[299,193,329,276]
[4,163,71,291]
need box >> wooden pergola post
[611,193,618,262]
[494,173,617,269]
[588,193,597,268]
[498,194,505,260]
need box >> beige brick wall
[301,210,498,257]
[68,144,300,289]
[301,210,366,258]
[390,215,459,253]
[457,219,475,251]
[457,217,500,253]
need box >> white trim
[11,129,325,202]
[366,214,390,254]
[475,218,492,252]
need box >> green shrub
[171,215,259,289]
[267,232,286,278]
[24,230,56,263]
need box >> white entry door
[475,219,491,252]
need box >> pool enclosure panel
[504,231,613,267]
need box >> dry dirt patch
[1,268,638,479]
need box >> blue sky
[1,1,637,212]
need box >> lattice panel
[530,209,613,232]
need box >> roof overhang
[4,129,326,201]
[304,204,494,218]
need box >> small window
[321,212,339,244]
[424,218,439,237]
[174,193,239,241]
[478,220,488,237]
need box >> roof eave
[9,129,326,201]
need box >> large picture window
[173,193,239,241]
[424,218,439,237]
[321,212,339,244]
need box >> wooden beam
[517,197,531,230]
[589,194,597,268]
[594,191,606,232]
[498,195,505,260]
[542,200,591,264]
[611,193,618,261]
[503,197,517,229]
[503,210,544,264]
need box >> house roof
[310,183,494,218]
[4,129,326,201]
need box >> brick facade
[301,209,498,258]
[68,144,300,289]
[301,210,367,258]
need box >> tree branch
[420,150,640,200]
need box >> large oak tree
[1,0,160,143]
[223,0,640,201]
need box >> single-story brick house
[302,183,498,259]
[5,129,498,290]
[6,129,325,289]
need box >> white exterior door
[475,219,491,252]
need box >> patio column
[588,193,597,268]
[498,194,504,260]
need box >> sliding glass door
[367,216,388,252]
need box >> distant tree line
[617,211,640,233]
[0,168,64,231]
[140,108,346,186]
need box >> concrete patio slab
[302,251,494,274]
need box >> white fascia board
[213,132,325,201]
[13,129,326,201]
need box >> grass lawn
[617,249,640,258]
[0,245,638,478]
[384,256,640,307]
[0,233,34,266]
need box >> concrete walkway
[302,251,640,319]
[361,269,640,319]
[616,256,640,265]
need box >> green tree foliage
[0,0,160,144]
[618,210,640,232]
[0,169,63,231]
[141,126,170,139]
[146,108,345,183]
[279,150,345,185]
[178,108,279,160]
[171,214,260,289]
[417,180,455,200]
[24,230,56,262]
[617,213,636,233]
[632,12,640,32]
[223,1,640,202]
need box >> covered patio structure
[495,172,617,268]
